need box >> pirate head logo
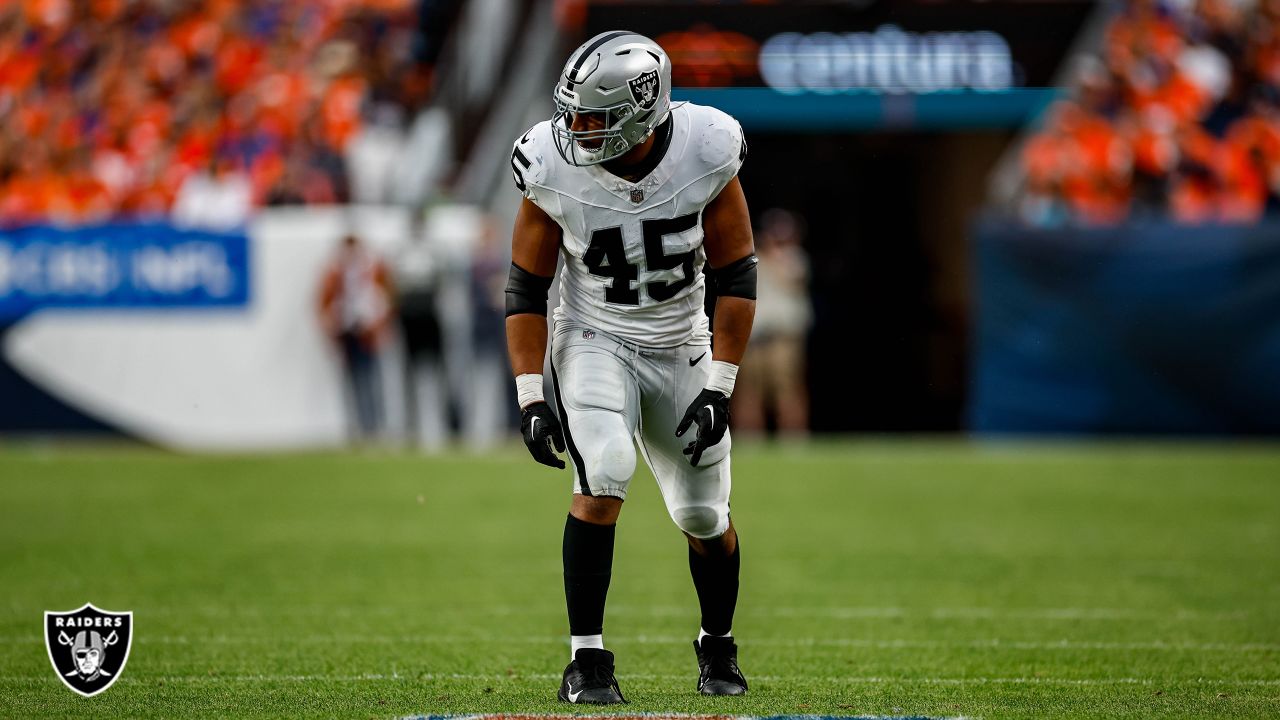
[45,603,133,697]
[628,69,660,111]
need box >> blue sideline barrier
[970,220,1280,435]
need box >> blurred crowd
[1020,0,1280,226]
[0,0,433,227]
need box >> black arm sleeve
[707,254,758,300]
[505,262,555,317]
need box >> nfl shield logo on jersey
[628,69,660,111]
[45,603,133,697]
[629,188,645,204]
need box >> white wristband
[515,373,545,409]
[705,360,738,397]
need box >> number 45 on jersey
[583,212,700,307]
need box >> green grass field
[1,441,1278,719]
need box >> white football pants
[549,319,733,539]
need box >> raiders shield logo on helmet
[628,69,660,111]
[45,603,133,697]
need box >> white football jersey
[511,102,746,347]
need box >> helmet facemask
[551,95,640,166]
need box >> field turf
[0,441,1277,719]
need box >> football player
[506,30,756,704]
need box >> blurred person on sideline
[465,214,510,450]
[731,209,811,438]
[318,234,395,442]
[172,154,253,230]
[392,216,447,450]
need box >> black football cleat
[558,648,626,704]
[694,636,748,696]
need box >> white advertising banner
[2,207,435,450]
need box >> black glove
[520,401,566,469]
[675,388,730,467]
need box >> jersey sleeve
[509,123,559,215]
[696,106,747,200]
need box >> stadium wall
[970,220,1280,435]
[0,208,430,449]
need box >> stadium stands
[1019,0,1280,226]
[0,0,432,225]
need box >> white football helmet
[552,31,673,166]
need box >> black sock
[689,541,740,637]
[563,513,616,637]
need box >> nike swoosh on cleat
[566,686,583,703]
[689,352,706,366]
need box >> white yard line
[0,673,1277,686]
[5,634,1271,652]
[93,605,1252,621]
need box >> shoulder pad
[510,122,554,194]
[687,104,745,171]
